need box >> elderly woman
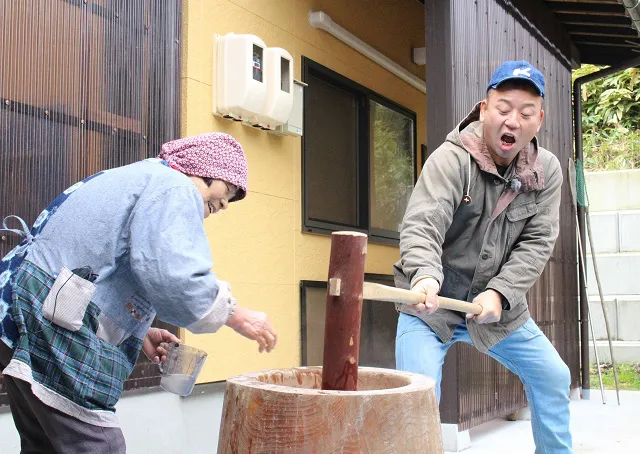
[0,132,277,453]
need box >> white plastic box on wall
[213,33,267,124]
[269,80,306,137]
[255,47,294,130]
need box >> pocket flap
[506,202,538,222]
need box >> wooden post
[321,231,367,391]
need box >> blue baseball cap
[487,60,545,98]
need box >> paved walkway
[446,390,640,453]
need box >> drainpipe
[573,55,640,398]
[619,0,640,35]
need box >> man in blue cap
[394,60,573,452]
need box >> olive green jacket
[394,103,562,352]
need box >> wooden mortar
[218,232,443,452]
[217,366,442,453]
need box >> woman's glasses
[224,182,238,201]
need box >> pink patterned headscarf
[159,133,248,202]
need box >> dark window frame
[299,274,395,367]
[301,57,418,245]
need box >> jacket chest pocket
[506,201,538,245]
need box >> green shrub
[573,65,640,171]
[583,129,640,171]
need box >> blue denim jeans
[396,313,573,454]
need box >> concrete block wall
[585,171,640,362]
[586,210,640,254]
[588,296,640,341]
[587,210,640,341]
[585,170,640,213]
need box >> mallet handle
[362,282,482,315]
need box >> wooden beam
[579,48,639,64]
[562,21,633,28]
[501,0,573,62]
[574,40,640,48]
[545,0,619,4]
[570,31,640,39]
[424,0,454,160]
[566,23,640,37]
[552,9,628,16]
[556,12,633,24]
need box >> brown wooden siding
[427,0,579,430]
[0,0,181,404]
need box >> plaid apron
[0,166,163,419]
[10,260,141,412]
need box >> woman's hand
[143,327,181,363]
[225,307,278,353]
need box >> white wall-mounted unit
[214,33,267,123]
[269,79,305,137]
[255,47,294,130]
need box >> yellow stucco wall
[181,0,426,382]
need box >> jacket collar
[453,103,545,192]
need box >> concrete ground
[446,390,640,453]
[1,388,636,453]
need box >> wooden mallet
[321,231,482,392]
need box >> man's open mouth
[501,133,516,146]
